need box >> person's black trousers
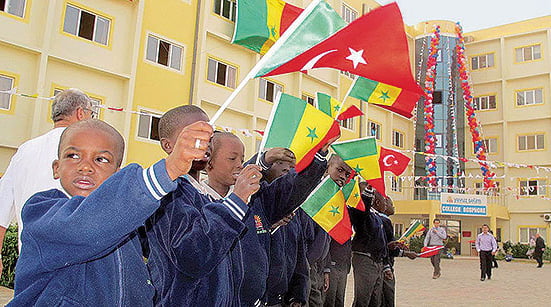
[534,252,544,267]
[479,251,493,279]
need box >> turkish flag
[379,146,410,176]
[419,246,445,258]
[262,2,423,95]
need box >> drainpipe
[188,0,203,105]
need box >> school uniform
[144,178,250,307]
[206,152,328,306]
[10,160,175,306]
[323,239,352,307]
[379,213,402,307]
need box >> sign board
[440,193,487,216]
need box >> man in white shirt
[0,88,94,273]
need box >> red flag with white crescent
[379,146,410,176]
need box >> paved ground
[345,257,550,306]
[1,258,548,305]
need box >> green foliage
[1,224,19,289]
[543,247,551,262]
[408,234,425,253]
[502,241,529,259]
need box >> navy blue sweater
[212,153,328,306]
[349,192,388,262]
[145,179,250,307]
[10,160,176,306]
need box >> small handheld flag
[418,246,445,258]
[398,220,426,241]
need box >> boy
[145,106,263,306]
[9,119,212,306]
[204,132,330,306]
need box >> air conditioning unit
[544,214,551,222]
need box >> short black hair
[209,131,242,160]
[482,224,489,228]
[158,105,208,140]
[59,119,125,167]
[433,218,440,223]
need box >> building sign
[440,193,487,216]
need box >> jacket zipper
[116,249,123,307]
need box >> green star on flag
[379,90,391,102]
[353,164,364,173]
[333,104,341,112]
[306,127,318,142]
[329,205,340,216]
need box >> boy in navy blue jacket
[144,106,263,306]
[9,119,213,306]
[203,132,330,306]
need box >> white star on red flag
[345,47,367,69]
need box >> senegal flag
[260,93,340,172]
[342,178,365,211]
[331,137,386,196]
[232,0,303,54]
[316,93,341,118]
[349,76,421,119]
[301,177,352,244]
[398,220,426,241]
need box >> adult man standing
[534,233,546,268]
[475,224,498,281]
[0,89,93,273]
[423,219,447,279]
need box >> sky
[379,0,551,32]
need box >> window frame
[206,56,238,89]
[52,85,104,119]
[391,176,403,193]
[519,226,547,244]
[475,137,498,155]
[368,120,382,141]
[518,178,547,197]
[473,94,497,111]
[341,3,358,24]
[0,0,27,19]
[339,117,354,130]
[145,32,185,73]
[470,53,495,70]
[258,78,284,103]
[301,93,315,105]
[515,44,542,63]
[392,129,405,149]
[213,0,236,22]
[517,133,545,152]
[0,72,17,113]
[515,88,544,107]
[62,2,113,47]
[136,108,162,143]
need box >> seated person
[203,132,330,306]
[9,119,212,306]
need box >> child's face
[53,128,120,197]
[208,137,244,187]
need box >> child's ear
[160,138,173,154]
[52,160,60,179]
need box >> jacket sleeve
[437,228,447,240]
[285,227,310,305]
[22,160,176,271]
[258,152,328,226]
[424,231,430,247]
[149,190,248,279]
[0,152,19,228]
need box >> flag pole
[209,0,323,125]
[255,91,283,165]
[333,76,358,120]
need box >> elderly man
[0,88,94,272]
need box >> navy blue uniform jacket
[9,160,176,306]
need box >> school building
[0,0,549,252]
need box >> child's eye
[96,157,110,163]
[67,153,80,159]
[229,157,236,161]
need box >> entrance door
[442,219,461,255]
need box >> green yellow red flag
[260,93,340,172]
[316,93,341,118]
[342,177,365,211]
[301,177,352,244]
[232,0,304,54]
[399,220,426,241]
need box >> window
[436,49,442,62]
[435,134,443,148]
[339,118,354,130]
[474,95,497,110]
[515,44,541,62]
[0,74,15,110]
[63,4,110,45]
[341,4,357,24]
[518,134,544,151]
[394,223,404,238]
[340,70,356,79]
[0,0,25,17]
[516,88,543,106]
[391,176,402,192]
[368,121,381,140]
[302,94,315,105]
[432,91,442,103]
[259,78,283,102]
[207,58,237,88]
[392,130,404,148]
[475,181,500,195]
[53,88,101,118]
[519,227,546,244]
[478,138,497,154]
[146,35,183,71]
[519,179,546,196]
[471,53,494,70]
[213,0,236,21]
[137,111,161,141]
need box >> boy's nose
[78,160,95,174]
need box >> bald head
[59,119,125,167]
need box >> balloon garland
[423,26,440,187]
[455,22,496,190]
